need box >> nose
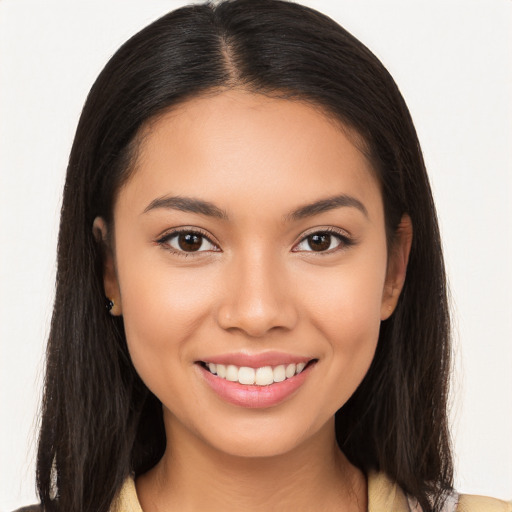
[216,249,299,338]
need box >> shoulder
[110,475,143,512]
[12,477,141,512]
[367,471,512,512]
[457,494,512,512]
[368,471,413,511]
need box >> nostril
[215,292,299,338]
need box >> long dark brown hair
[36,1,453,510]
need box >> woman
[14,1,511,511]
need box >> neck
[136,415,367,512]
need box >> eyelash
[155,228,219,258]
[155,227,354,258]
[292,227,354,255]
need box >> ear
[381,214,413,320]
[93,217,122,316]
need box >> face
[97,90,410,458]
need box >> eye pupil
[178,233,202,251]
[308,233,331,251]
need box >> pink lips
[196,352,316,409]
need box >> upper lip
[197,351,314,368]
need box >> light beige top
[111,471,512,512]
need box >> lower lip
[198,363,314,409]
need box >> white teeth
[273,365,286,382]
[226,365,238,382]
[238,366,256,385]
[216,364,226,378]
[205,361,310,386]
[255,366,274,386]
[285,363,296,378]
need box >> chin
[186,412,334,460]
[211,432,306,459]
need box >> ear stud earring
[106,299,114,312]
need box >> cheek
[319,288,382,413]
[305,258,386,342]
[298,251,387,394]
[116,251,217,384]
[320,283,382,380]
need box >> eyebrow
[143,195,228,219]
[143,193,368,221]
[286,194,368,221]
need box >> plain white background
[1,0,511,509]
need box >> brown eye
[178,233,203,251]
[158,230,218,254]
[307,233,332,251]
[294,230,349,253]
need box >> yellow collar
[111,470,411,512]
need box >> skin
[95,90,412,511]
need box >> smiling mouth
[199,360,317,386]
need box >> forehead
[118,90,382,220]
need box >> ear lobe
[381,214,413,320]
[93,217,122,316]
